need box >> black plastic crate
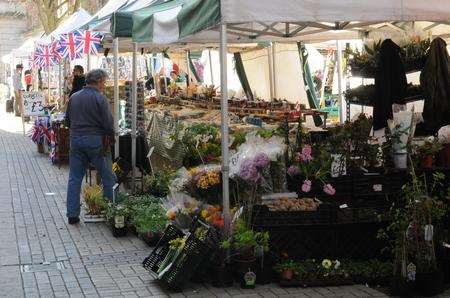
[353,173,387,197]
[142,225,184,273]
[252,204,336,227]
[158,233,213,291]
[385,171,409,194]
[336,205,390,224]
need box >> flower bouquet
[287,145,336,197]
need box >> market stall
[95,0,450,295]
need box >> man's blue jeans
[66,135,116,218]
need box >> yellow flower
[322,259,332,269]
[201,209,209,219]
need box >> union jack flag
[34,43,58,68]
[50,38,62,63]
[74,30,102,55]
[58,32,82,60]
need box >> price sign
[22,92,45,116]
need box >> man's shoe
[68,217,80,225]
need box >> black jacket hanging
[420,37,450,134]
[373,39,407,130]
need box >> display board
[23,91,45,116]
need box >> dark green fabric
[297,42,323,127]
[111,12,134,38]
[420,37,450,134]
[188,51,202,82]
[177,0,220,40]
[234,53,253,100]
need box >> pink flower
[287,166,300,176]
[299,145,313,163]
[301,179,312,193]
[323,184,336,195]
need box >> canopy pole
[113,37,120,159]
[87,52,91,72]
[162,53,168,95]
[220,23,230,236]
[185,50,190,87]
[47,67,51,104]
[336,40,344,124]
[272,43,278,99]
[267,45,274,99]
[208,49,214,86]
[58,62,62,104]
[131,42,138,192]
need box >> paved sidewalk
[0,108,443,298]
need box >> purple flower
[287,166,300,176]
[301,179,312,193]
[253,153,270,168]
[299,145,313,163]
[238,159,261,182]
[323,184,336,196]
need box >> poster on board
[22,92,45,117]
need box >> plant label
[373,184,383,192]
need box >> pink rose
[323,184,336,195]
[301,179,312,193]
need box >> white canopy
[222,0,450,23]
[40,8,92,44]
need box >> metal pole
[131,42,138,192]
[272,43,278,99]
[267,45,274,99]
[47,67,51,104]
[113,38,120,159]
[208,49,214,86]
[220,23,230,235]
[87,52,91,72]
[162,53,167,95]
[58,62,62,102]
[185,50,190,87]
[336,40,345,124]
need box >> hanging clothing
[373,39,407,130]
[420,37,450,134]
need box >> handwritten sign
[23,92,45,116]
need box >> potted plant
[220,220,269,284]
[105,203,130,237]
[274,260,298,281]
[82,185,108,222]
[144,169,174,198]
[129,197,168,246]
[417,137,443,169]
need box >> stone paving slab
[0,109,449,298]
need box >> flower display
[189,167,221,189]
[323,184,336,196]
[299,145,313,163]
[253,152,270,168]
[301,179,312,193]
[287,165,300,176]
[238,159,261,183]
[200,205,224,228]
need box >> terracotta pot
[421,155,434,168]
[281,269,294,280]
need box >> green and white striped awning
[111,0,220,44]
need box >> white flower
[322,259,332,269]
[334,260,341,270]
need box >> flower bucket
[421,155,434,169]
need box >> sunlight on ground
[0,102,33,134]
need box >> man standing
[65,69,116,224]
[12,64,24,117]
[69,65,86,97]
